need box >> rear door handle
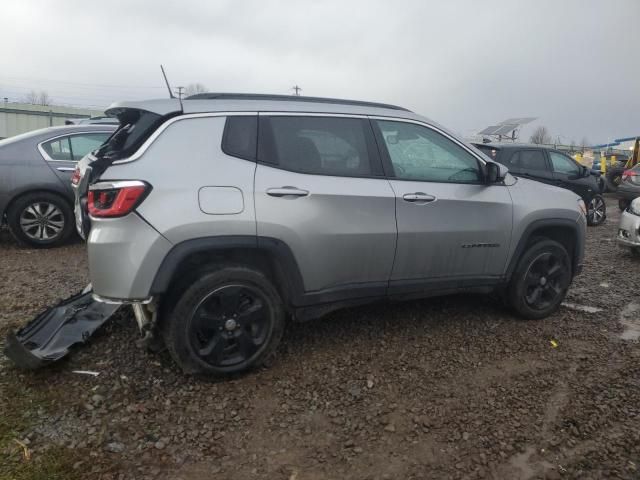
[402,192,436,203]
[56,167,75,172]
[266,187,309,198]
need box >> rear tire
[508,238,571,320]
[586,194,606,226]
[162,265,285,376]
[6,192,74,248]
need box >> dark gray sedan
[0,125,115,247]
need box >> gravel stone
[1,198,639,479]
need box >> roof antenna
[160,65,175,99]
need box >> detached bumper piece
[3,289,119,369]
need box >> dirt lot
[1,195,639,480]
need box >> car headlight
[629,198,640,216]
[578,199,587,216]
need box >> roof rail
[184,93,411,112]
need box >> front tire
[508,239,572,319]
[6,192,74,248]
[162,266,285,376]
[586,194,606,226]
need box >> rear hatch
[72,104,180,238]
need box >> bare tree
[23,89,52,105]
[23,90,39,104]
[530,126,551,144]
[184,83,207,97]
[38,91,52,106]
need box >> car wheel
[508,239,571,320]
[619,199,630,211]
[162,265,286,376]
[6,192,74,248]
[586,194,606,226]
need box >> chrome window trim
[109,110,485,166]
[37,131,114,163]
[112,112,258,164]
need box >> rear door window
[509,150,548,171]
[259,116,380,177]
[69,133,111,160]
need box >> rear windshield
[94,109,163,161]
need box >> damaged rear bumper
[3,287,120,369]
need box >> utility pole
[291,85,302,96]
[174,86,185,100]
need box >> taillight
[622,170,637,182]
[71,167,81,186]
[88,181,150,218]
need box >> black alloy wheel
[508,238,571,319]
[189,285,271,368]
[522,252,570,311]
[163,266,285,376]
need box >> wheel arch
[149,236,305,311]
[506,219,583,280]
[4,187,73,221]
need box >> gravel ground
[1,195,640,480]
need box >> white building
[0,101,103,139]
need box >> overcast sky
[2,0,639,144]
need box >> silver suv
[72,93,586,376]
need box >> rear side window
[42,137,72,160]
[259,116,380,177]
[222,116,257,160]
[509,150,547,171]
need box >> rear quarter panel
[0,139,72,219]
[99,116,257,244]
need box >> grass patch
[0,369,82,480]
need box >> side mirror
[484,162,500,184]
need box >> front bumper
[617,209,640,248]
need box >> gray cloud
[2,0,638,143]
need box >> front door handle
[266,186,309,198]
[403,192,436,203]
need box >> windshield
[94,109,162,161]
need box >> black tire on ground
[6,192,74,248]
[586,194,606,226]
[619,199,630,211]
[162,265,286,376]
[508,238,572,320]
